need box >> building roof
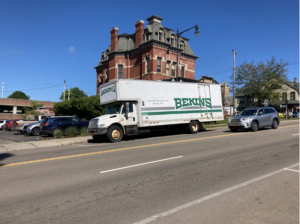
[95,15,197,68]
[285,80,299,93]
[220,80,229,86]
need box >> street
[0,121,299,224]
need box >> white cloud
[69,46,75,53]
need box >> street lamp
[2,83,4,98]
[176,24,199,82]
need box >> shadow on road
[0,153,13,166]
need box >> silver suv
[228,107,280,132]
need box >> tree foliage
[8,91,30,100]
[60,87,88,101]
[21,101,44,119]
[54,95,106,120]
[231,57,288,106]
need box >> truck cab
[88,101,138,142]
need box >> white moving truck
[88,79,224,142]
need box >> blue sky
[0,0,298,101]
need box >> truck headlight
[98,124,105,128]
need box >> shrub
[65,126,77,137]
[54,129,62,138]
[80,127,88,136]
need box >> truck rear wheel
[107,125,123,143]
[188,121,199,134]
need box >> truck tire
[188,121,199,134]
[107,125,123,143]
[251,121,258,132]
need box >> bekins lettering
[101,86,115,96]
[174,98,211,109]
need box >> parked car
[0,120,9,130]
[16,120,39,134]
[23,119,49,136]
[228,107,280,132]
[40,116,89,136]
[5,120,23,131]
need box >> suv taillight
[43,123,50,126]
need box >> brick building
[95,15,199,95]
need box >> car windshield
[38,118,48,123]
[0,121,3,123]
[239,109,258,116]
[105,104,122,115]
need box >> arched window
[158,30,164,41]
[118,65,123,79]
[157,57,162,73]
[180,41,185,50]
[181,66,185,78]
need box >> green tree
[59,87,88,101]
[231,57,288,106]
[54,95,106,120]
[21,101,44,119]
[7,91,30,100]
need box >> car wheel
[32,127,40,136]
[251,121,258,132]
[230,128,238,132]
[271,119,279,129]
[52,128,62,137]
[106,125,123,143]
[188,121,199,134]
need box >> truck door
[121,102,138,126]
[198,85,213,119]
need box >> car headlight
[241,117,252,122]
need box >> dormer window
[170,36,176,47]
[146,33,151,41]
[180,41,185,50]
[158,29,164,41]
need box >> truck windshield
[105,104,122,115]
[239,109,258,116]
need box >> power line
[4,85,62,92]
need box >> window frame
[157,57,162,73]
[181,66,184,78]
[290,91,295,100]
[172,63,176,77]
[247,96,254,103]
[146,57,150,73]
[166,61,170,76]
[118,64,123,79]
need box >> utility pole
[232,50,237,115]
[1,83,4,98]
[68,90,70,101]
[64,80,66,102]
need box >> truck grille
[89,119,98,129]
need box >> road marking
[292,133,299,136]
[0,133,244,168]
[278,124,299,129]
[1,124,298,168]
[284,168,300,173]
[133,163,299,224]
[100,156,182,174]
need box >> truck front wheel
[188,121,199,134]
[107,125,123,143]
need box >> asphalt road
[0,129,51,144]
[0,121,299,224]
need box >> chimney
[110,27,119,52]
[294,78,297,83]
[135,20,144,48]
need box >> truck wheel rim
[112,130,120,139]
[192,123,198,131]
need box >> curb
[0,136,93,152]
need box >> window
[172,63,176,77]
[157,57,161,73]
[247,97,254,103]
[71,117,81,123]
[237,97,244,104]
[106,70,109,83]
[159,32,162,41]
[166,61,170,76]
[257,109,264,115]
[180,41,185,50]
[171,38,174,47]
[290,92,295,100]
[146,33,151,41]
[181,66,184,77]
[122,103,134,114]
[118,65,123,79]
[146,57,150,73]
[282,92,287,102]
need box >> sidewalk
[0,136,92,152]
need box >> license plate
[233,124,237,126]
